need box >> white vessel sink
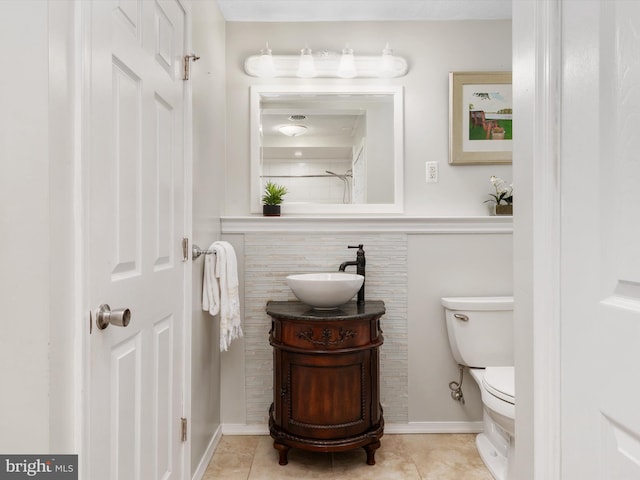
[286,273,364,309]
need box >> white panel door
[561,1,640,478]
[86,1,187,479]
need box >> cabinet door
[281,350,372,440]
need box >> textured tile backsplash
[243,233,408,424]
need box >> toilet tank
[441,296,514,368]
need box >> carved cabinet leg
[273,442,290,465]
[364,440,381,465]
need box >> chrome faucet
[339,244,365,304]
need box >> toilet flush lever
[454,313,469,322]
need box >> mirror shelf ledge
[220,216,514,235]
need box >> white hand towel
[201,241,243,351]
[202,243,220,316]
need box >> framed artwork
[449,71,512,165]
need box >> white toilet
[441,296,515,480]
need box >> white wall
[47,0,77,454]
[512,2,535,477]
[218,20,513,428]
[408,233,513,422]
[224,20,512,216]
[191,1,227,475]
[0,0,55,452]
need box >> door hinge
[183,54,200,81]
[182,237,189,262]
[181,417,188,442]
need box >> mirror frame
[250,85,404,214]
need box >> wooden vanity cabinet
[267,300,385,466]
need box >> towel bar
[192,244,217,260]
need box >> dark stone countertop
[266,300,385,321]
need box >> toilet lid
[482,366,515,405]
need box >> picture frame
[449,71,513,165]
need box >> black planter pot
[262,204,281,217]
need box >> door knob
[96,304,131,330]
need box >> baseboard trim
[218,421,482,436]
[385,421,483,434]
[221,423,270,435]
[191,425,223,480]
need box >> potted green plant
[262,181,288,216]
[484,175,513,215]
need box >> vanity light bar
[244,50,408,78]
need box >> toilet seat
[483,366,515,405]
[480,366,516,441]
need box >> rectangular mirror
[250,85,404,214]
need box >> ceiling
[215,0,512,22]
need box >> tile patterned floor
[204,434,493,479]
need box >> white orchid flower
[485,176,513,205]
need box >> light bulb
[337,46,357,78]
[258,42,276,77]
[378,42,395,78]
[296,47,317,78]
